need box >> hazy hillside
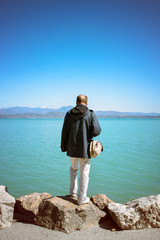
[0,106,73,115]
[0,106,160,118]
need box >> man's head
[76,95,88,106]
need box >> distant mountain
[95,111,160,117]
[0,106,73,115]
[0,106,160,118]
[56,106,73,112]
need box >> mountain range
[0,106,160,118]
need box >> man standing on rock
[61,94,101,205]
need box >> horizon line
[0,105,160,114]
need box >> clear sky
[0,0,160,112]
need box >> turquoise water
[0,118,160,203]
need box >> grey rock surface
[0,185,15,229]
[108,194,160,230]
[35,195,106,233]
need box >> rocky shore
[0,185,160,239]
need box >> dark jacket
[61,104,101,158]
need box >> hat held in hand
[89,140,103,158]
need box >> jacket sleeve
[91,111,101,137]
[61,112,69,152]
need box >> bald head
[76,95,88,105]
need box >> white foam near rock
[107,194,160,230]
[0,185,16,229]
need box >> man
[61,95,101,204]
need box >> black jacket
[61,104,101,158]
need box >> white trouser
[70,157,90,203]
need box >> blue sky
[0,0,160,112]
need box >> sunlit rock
[35,195,106,233]
[108,194,160,230]
[91,194,114,210]
[14,192,52,223]
[0,186,15,229]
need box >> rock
[107,194,160,230]
[91,194,114,210]
[0,185,15,229]
[14,192,52,223]
[91,194,117,228]
[35,195,106,233]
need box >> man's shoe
[70,194,77,198]
[77,197,90,205]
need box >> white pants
[70,157,90,203]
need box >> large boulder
[108,194,160,230]
[14,192,52,223]
[35,195,106,233]
[0,185,15,229]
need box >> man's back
[61,104,101,158]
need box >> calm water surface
[0,118,160,203]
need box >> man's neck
[77,103,87,106]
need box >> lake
[0,118,160,203]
